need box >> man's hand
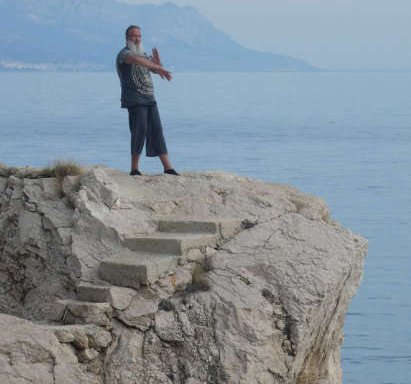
[155,66,172,81]
[151,47,172,80]
[151,47,162,66]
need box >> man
[116,25,179,176]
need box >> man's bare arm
[124,53,172,81]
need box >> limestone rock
[116,293,158,331]
[86,326,112,350]
[78,348,100,363]
[59,300,113,328]
[0,314,99,383]
[0,173,78,322]
[49,324,112,351]
[54,328,76,344]
[109,286,137,310]
[0,165,367,383]
[81,167,120,209]
[154,310,184,342]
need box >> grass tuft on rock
[52,160,83,180]
[51,160,84,198]
[0,160,84,181]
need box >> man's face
[127,28,142,45]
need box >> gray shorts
[127,102,168,157]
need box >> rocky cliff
[0,165,367,384]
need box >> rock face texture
[0,166,367,384]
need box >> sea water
[0,71,410,383]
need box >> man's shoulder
[117,47,131,56]
[117,47,132,63]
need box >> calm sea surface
[1,71,410,383]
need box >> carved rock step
[158,219,243,239]
[123,232,218,255]
[76,283,137,310]
[158,220,218,233]
[99,255,177,289]
[56,299,113,328]
[157,219,243,238]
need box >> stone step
[99,255,177,289]
[157,219,243,239]
[157,220,220,234]
[123,232,218,255]
[56,299,113,328]
[76,283,137,310]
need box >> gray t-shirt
[116,47,155,108]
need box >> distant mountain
[0,0,317,71]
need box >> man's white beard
[127,40,145,56]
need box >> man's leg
[131,153,140,172]
[146,103,178,174]
[159,154,172,170]
[128,105,148,173]
[146,103,169,164]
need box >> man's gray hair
[125,25,140,39]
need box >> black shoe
[130,169,142,176]
[164,168,179,176]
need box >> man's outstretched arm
[124,53,172,81]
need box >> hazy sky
[122,0,411,70]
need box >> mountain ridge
[0,0,317,71]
